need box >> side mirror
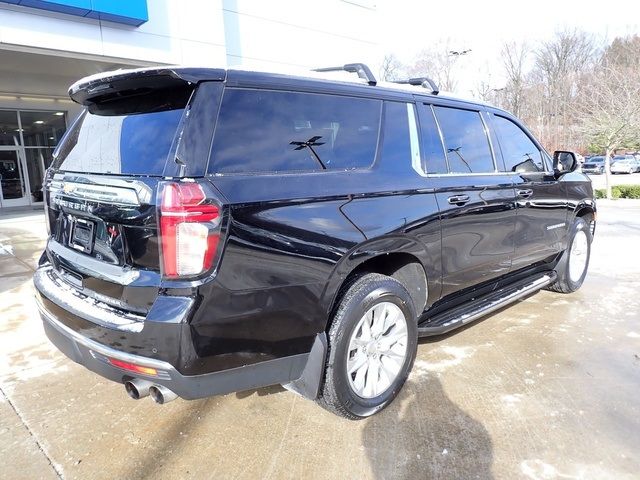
[553,151,578,175]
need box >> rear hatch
[41,67,225,319]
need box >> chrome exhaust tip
[125,379,153,400]
[149,384,178,404]
[124,378,153,400]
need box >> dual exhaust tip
[125,379,178,404]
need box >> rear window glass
[53,104,184,175]
[433,106,495,174]
[209,89,382,174]
[378,101,411,173]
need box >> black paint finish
[35,67,596,389]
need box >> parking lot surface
[1,201,639,480]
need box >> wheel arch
[573,201,596,237]
[321,236,432,330]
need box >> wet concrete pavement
[1,201,639,480]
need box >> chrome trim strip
[407,103,423,177]
[37,300,174,372]
[56,181,141,206]
[546,223,566,231]
[47,240,141,286]
[35,266,144,331]
[424,172,520,178]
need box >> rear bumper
[38,299,311,400]
[34,265,319,400]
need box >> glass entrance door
[0,109,67,209]
[0,149,29,207]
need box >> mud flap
[282,333,327,400]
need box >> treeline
[380,31,640,156]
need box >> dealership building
[0,0,377,209]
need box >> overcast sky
[375,0,640,95]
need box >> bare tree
[500,41,529,117]
[379,54,404,81]
[535,30,596,84]
[409,39,470,92]
[533,29,598,150]
[601,34,640,70]
[473,79,493,102]
[575,65,640,198]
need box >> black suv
[34,64,595,419]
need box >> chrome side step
[417,271,557,337]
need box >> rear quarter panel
[196,170,440,372]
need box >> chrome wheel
[346,302,408,399]
[569,230,588,283]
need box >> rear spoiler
[69,66,227,106]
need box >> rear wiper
[290,136,327,170]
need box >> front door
[0,149,30,207]
[486,113,567,270]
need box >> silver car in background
[611,155,640,174]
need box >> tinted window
[492,115,544,172]
[433,106,494,173]
[210,89,381,173]
[379,101,410,173]
[418,105,447,174]
[53,108,184,175]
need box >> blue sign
[1,0,148,26]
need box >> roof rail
[312,63,377,86]
[392,77,439,95]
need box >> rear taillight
[159,182,221,278]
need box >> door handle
[517,189,533,198]
[447,194,470,206]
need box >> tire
[317,273,418,420]
[547,217,592,293]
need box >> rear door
[487,112,567,270]
[417,103,516,300]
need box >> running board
[417,271,557,337]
